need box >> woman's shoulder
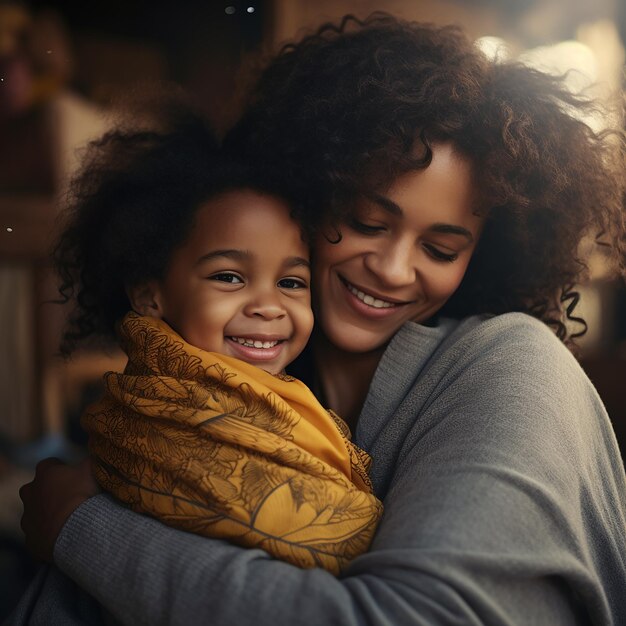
[446,310,561,344]
[415,313,611,450]
[389,311,593,404]
[392,311,569,361]
[447,312,586,382]
[422,311,574,364]
[363,311,620,500]
[393,313,617,477]
[399,310,557,344]
[370,311,588,431]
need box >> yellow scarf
[82,312,383,574]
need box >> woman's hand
[19,456,100,563]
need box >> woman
[15,13,626,625]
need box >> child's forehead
[189,189,309,257]
[200,188,291,217]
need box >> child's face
[150,190,313,375]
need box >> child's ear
[126,281,164,318]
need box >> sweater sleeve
[53,314,626,625]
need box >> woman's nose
[363,239,418,287]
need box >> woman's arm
[26,315,626,625]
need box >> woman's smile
[313,143,483,354]
[339,275,414,318]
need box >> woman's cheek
[430,260,472,302]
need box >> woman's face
[313,143,484,353]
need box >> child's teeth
[233,337,278,348]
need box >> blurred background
[0,0,625,618]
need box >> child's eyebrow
[285,256,311,270]
[195,249,249,265]
[195,250,310,269]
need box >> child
[53,108,382,575]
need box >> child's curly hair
[53,98,297,356]
[225,12,626,344]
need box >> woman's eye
[278,277,308,290]
[423,244,458,263]
[210,272,244,284]
[348,217,385,235]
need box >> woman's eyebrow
[429,223,474,242]
[371,194,474,242]
[371,193,403,216]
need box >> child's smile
[225,334,289,363]
[136,190,313,375]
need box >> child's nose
[243,292,286,320]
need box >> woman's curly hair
[53,96,297,356]
[225,12,626,345]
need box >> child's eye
[278,277,308,290]
[348,217,385,235]
[210,272,244,284]
[423,244,458,263]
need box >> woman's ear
[126,282,164,318]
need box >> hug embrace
[11,11,626,626]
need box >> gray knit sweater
[8,313,626,625]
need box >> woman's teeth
[231,337,279,349]
[346,283,396,308]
